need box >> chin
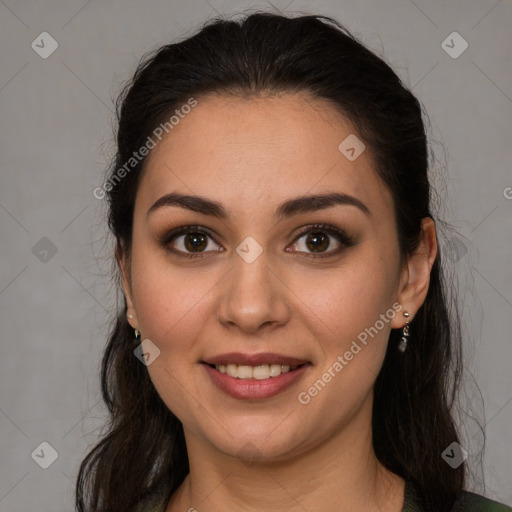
[196,415,315,464]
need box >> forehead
[137,92,393,222]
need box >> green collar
[135,480,512,512]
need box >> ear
[391,217,438,329]
[116,242,139,331]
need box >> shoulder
[452,491,512,511]
[403,483,511,512]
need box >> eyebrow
[147,192,371,221]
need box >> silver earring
[398,312,410,352]
[134,329,141,341]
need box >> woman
[77,12,511,512]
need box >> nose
[215,252,291,334]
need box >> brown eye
[182,232,208,252]
[288,224,355,258]
[304,232,330,252]
[161,226,222,258]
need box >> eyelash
[159,223,356,260]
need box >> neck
[167,400,405,512]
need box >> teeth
[214,363,300,379]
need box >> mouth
[203,362,307,380]
[200,352,311,400]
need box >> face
[121,92,413,463]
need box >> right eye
[160,226,223,259]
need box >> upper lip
[203,352,309,366]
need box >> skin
[119,92,437,512]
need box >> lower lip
[202,363,311,400]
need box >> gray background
[0,0,511,510]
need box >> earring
[398,312,410,352]
[134,329,141,341]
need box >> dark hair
[77,12,465,512]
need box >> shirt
[133,481,512,512]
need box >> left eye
[287,225,354,257]
[290,231,340,254]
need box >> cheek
[299,247,400,390]
[129,249,217,422]
[129,245,216,354]
[295,275,396,418]
[302,254,398,340]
